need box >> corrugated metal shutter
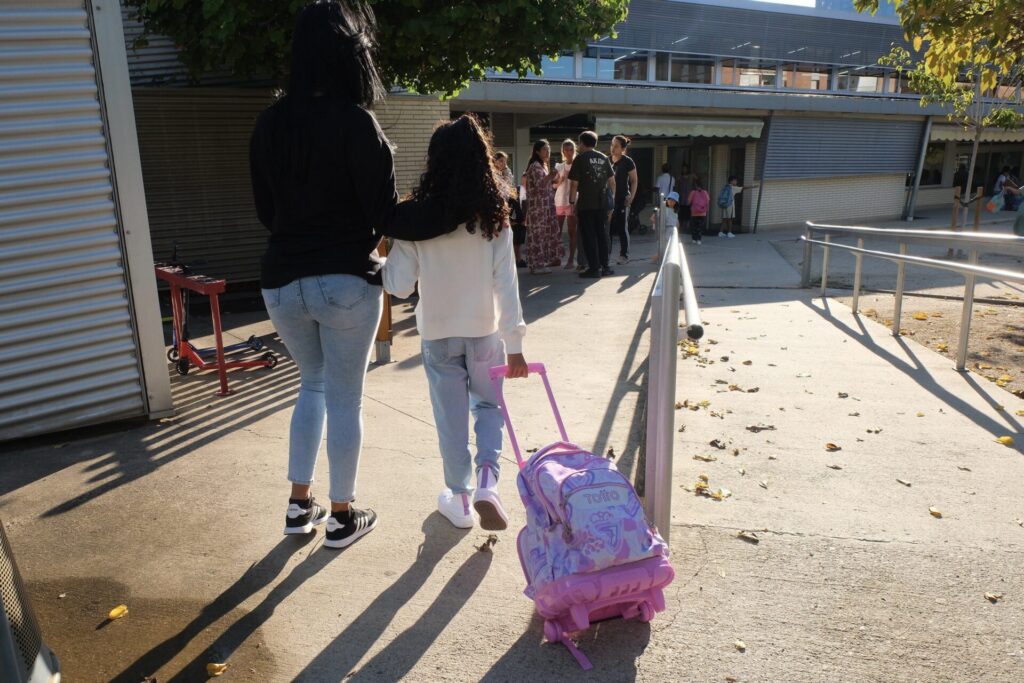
[763,117,921,179]
[132,87,272,283]
[0,0,146,440]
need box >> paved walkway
[2,223,1022,682]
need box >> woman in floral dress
[524,139,563,273]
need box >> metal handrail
[801,221,1024,371]
[644,203,702,544]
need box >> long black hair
[265,0,387,181]
[528,139,550,171]
[412,115,509,238]
[288,0,385,107]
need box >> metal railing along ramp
[644,205,702,544]
[801,222,1024,370]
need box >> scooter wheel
[166,348,179,362]
[175,358,190,376]
[248,335,264,351]
[261,352,278,369]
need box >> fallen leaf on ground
[478,534,499,553]
[526,447,538,453]
[742,360,753,366]
[675,401,684,410]
[865,427,882,434]
[929,507,943,518]
[768,455,777,460]
[916,412,925,417]
[739,467,746,475]
[996,436,1015,446]
[747,387,760,393]
[693,454,717,462]
[838,392,849,399]
[825,443,842,452]
[715,379,729,384]
[936,343,948,352]
[698,474,709,483]
[737,531,760,545]
[984,592,1003,603]
[108,605,128,620]
[978,363,993,370]
[1016,518,1023,527]
[796,372,811,378]
[1016,410,1024,417]
[912,312,928,320]
[746,424,776,433]
[826,464,843,470]
[732,448,740,456]
[710,439,727,449]
[735,640,747,652]
[207,663,229,677]
[58,593,66,599]
[759,480,768,490]
[698,400,711,408]
[896,478,912,487]
[728,384,742,392]
[678,425,686,432]
[849,412,860,417]
[957,466,971,472]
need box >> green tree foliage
[124,0,629,97]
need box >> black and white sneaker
[324,507,378,549]
[284,497,329,535]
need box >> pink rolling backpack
[489,363,675,670]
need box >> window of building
[838,67,886,93]
[536,52,575,80]
[920,143,945,186]
[654,53,714,84]
[581,45,600,79]
[600,49,648,81]
[782,63,829,90]
[721,59,777,87]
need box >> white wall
[754,174,907,227]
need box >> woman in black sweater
[249,0,453,549]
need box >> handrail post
[852,237,864,313]
[955,249,979,371]
[820,233,831,297]
[973,186,983,232]
[893,242,907,336]
[800,224,813,287]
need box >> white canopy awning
[595,116,764,139]
[931,123,1024,143]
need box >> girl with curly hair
[524,139,565,273]
[383,114,528,531]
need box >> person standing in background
[677,164,696,228]
[655,162,675,203]
[609,135,638,265]
[687,178,710,246]
[494,151,527,268]
[568,130,616,279]
[717,175,745,238]
[523,139,563,274]
[553,139,583,271]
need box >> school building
[456,0,1024,231]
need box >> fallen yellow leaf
[698,474,709,483]
[936,343,948,352]
[984,592,1003,603]
[929,506,942,518]
[916,412,925,417]
[1015,410,1024,417]
[207,663,229,677]
[825,442,842,452]
[108,604,128,620]
[997,436,1015,446]
[912,312,928,320]
[693,454,717,462]
[735,640,747,652]
[978,363,993,370]
[999,374,1013,382]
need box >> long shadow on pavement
[294,513,474,681]
[803,296,1022,445]
[109,533,318,682]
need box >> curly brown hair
[412,114,508,239]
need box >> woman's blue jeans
[262,274,382,504]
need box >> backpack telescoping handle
[488,363,570,470]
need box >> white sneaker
[717,232,726,237]
[473,466,508,531]
[438,489,475,529]
[727,232,736,238]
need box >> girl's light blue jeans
[421,333,505,494]
[262,274,382,504]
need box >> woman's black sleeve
[348,107,455,241]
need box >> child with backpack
[383,114,529,531]
[687,179,710,245]
[717,175,743,238]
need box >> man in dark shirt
[609,135,638,264]
[568,130,616,279]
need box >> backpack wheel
[638,601,654,623]
[543,620,561,643]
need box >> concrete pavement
[1,222,1023,682]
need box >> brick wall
[752,174,907,227]
[375,94,450,196]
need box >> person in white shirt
[655,163,675,202]
[553,139,583,270]
[383,114,528,532]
